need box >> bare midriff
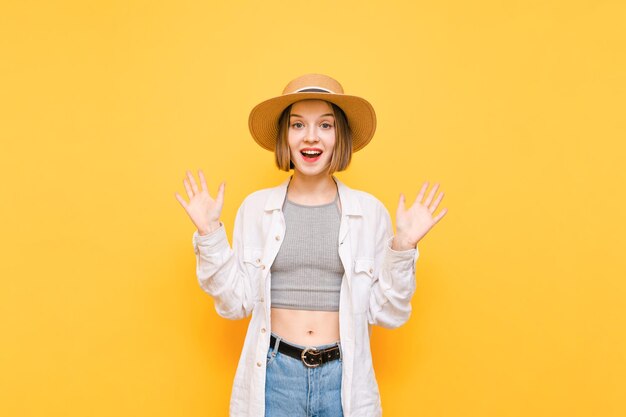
[271,307,340,346]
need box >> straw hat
[248,74,377,152]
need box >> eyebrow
[290,113,335,118]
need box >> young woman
[175,74,447,417]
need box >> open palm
[394,181,448,250]
[174,170,225,235]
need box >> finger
[423,183,439,207]
[198,170,208,193]
[415,181,429,204]
[215,181,226,209]
[433,207,448,224]
[397,193,406,212]
[174,192,188,209]
[429,191,445,214]
[183,178,194,199]
[187,170,200,195]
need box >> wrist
[391,235,416,251]
[198,221,221,236]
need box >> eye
[321,122,334,129]
[291,122,304,129]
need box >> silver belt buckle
[301,347,321,368]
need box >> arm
[192,203,255,320]
[367,181,448,328]
[367,204,419,328]
[175,170,255,320]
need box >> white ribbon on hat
[294,86,334,94]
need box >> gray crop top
[270,192,344,311]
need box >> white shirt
[192,176,419,417]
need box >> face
[287,99,336,178]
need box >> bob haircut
[274,101,352,173]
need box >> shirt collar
[264,175,363,216]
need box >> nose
[304,136,320,144]
[305,126,320,143]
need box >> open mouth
[300,149,322,162]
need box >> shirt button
[275,235,280,241]
[259,297,264,303]
[261,328,266,333]
[256,258,261,264]
[261,265,266,270]
[256,362,262,367]
[369,268,374,274]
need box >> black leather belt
[270,334,341,368]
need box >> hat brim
[248,92,377,153]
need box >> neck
[287,171,337,205]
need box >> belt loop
[271,333,281,357]
[336,340,342,361]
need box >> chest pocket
[242,247,264,301]
[351,258,375,313]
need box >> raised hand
[393,181,448,251]
[175,170,225,236]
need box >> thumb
[216,181,226,209]
[397,193,406,212]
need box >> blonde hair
[275,101,352,173]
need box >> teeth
[302,150,321,156]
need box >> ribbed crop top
[270,192,344,311]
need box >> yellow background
[1,1,625,416]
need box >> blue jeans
[265,333,344,417]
